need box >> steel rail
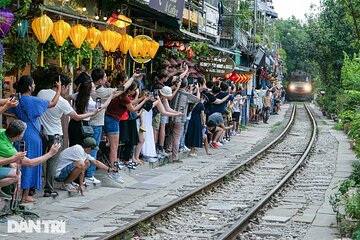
[100,104,297,240]
[218,103,317,240]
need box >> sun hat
[159,86,173,97]
[82,137,99,150]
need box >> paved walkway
[303,105,357,240]
[0,103,355,240]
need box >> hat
[74,72,91,87]
[82,137,99,150]
[159,86,173,97]
[142,100,153,112]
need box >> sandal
[21,197,36,203]
[43,190,59,197]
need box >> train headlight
[304,83,312,92]
[289,84,295,91]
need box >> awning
[208,45,241,56]
[257,2,278,18]
[180,29,209,41]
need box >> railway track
[101,103,317,240]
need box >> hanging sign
[148,0,185,20]
[129,35,152,64]
[199,57,235,76]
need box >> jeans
[85,125,102,178]
[44,135,63,192]
[263,107,270,123]
[179,119,189,149]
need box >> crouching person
[55,137,116,195]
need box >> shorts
[0,167,12,180]
[250,103,257,108]
[232,112,240,122]
[160,115,169,124]
[104,115,120,135]
[55,162,75,182]
[152,114,161,130]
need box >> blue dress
[185,103,205,148]
[8,96,49,190]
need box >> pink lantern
[0,8,14,38]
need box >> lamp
[69,24,88,68]
[31,14,53,67]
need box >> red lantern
[229,72,238,82]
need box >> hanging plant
[10,38,39,71]
[43,37,93,67]
[82,45,104,69]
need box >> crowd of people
[0,59,284,203]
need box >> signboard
[199,57,235,76]
[148,0,185,20]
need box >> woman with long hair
[7,75,61,203]
[104,72,148,182]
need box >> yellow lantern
[51,20,71,68]
[100,30,116,69]
[69,24,88,68]
[107,14,132,28]
[31,14,54,67]
[86,27,101,69]
[129,37,143,58]
[140,39,152,57]
[119,34,133,54]
[109,32,122,70]
[149,40,160,58]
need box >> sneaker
[159,150,170,157]
[210,142,219,149]
[179,148,186,153]
[107,172,124,183]
[147,157,158,163]
[71,182,79,187]
[124,161,137,170]
[114,161,125,170]
[189,153,197,157]
[184,146,190,152]
[61,183,77,192]
[217,141,223,146]
[85,177,101,184]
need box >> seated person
[206,111,233,149]
[0,120,59,200]
[55,137,116,195]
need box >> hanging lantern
[119,34,133,54]
[100,30,116,69]
[109,32,122,70]
[31,14,54,67]
[229,72,238,82]
[86,27,101,69]
[17,19,28,38]
[149,40,160,58]
[0,8,14,38]
[69,24,88,68]
[52,20,71,68]
[129,37,143,58]
[107,14,132,28]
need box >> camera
[95,97,101,109]
[10,93,20,101]
[176,76,181,83]
[54,134,61,145]
[117,86,125,91]
[19,141,26,152]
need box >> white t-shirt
[89,86,116,126]
[55,145,89,177]
[38,89,73,136]
[71,93,96,121]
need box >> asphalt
[0,103,356,240]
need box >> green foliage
[43,37,94,68]
[82,46,104,70]
[342,53,360,91]
[10,38,39,71]
[339,179,357,195]
[351,161,360,184]
[189,42,209,58]
[0,0,11,8]
[339,110,360,124]
[345,189,360,220]
[353,229,360,240]
[336,90,360,113]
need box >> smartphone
[117,86,125,91]
[19,141,26,152]
[182,61,186,68]
[95,97,101,109]
[149,92,154,97]
[10,93,20,101]
[153,89,159,97]
[194,79,198,84]
[54,134,61,145]
[135,68,145,74]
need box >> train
[285,70,313,101]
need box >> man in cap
[55,137,116,195]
